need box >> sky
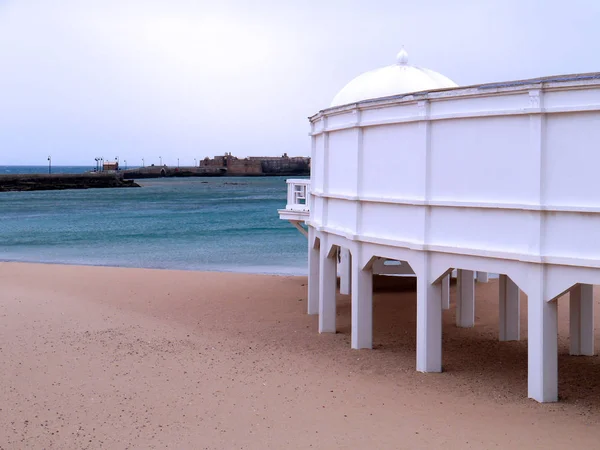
[1,0,599,166]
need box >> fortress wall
[227,159,263,175]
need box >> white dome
[330,48,458,107]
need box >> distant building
[103,161,119,171]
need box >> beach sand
[1,262,600,449]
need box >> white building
[279,48,600,403]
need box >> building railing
[286,179,311,212]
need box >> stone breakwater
[122,166,226,179]
[0,173,140,192]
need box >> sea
[0,166,308,275]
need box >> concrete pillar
[476,271,489,283]
[456,269,475,328]
[318,239,337,333]
[339,248,351,295]
[307,228,319,315]
[351,254,372,349]
[570,284,594,356]
[442,274,450,310]
[416,262,443,372]
[528,286,558,402]
[499,274,520,341]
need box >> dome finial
[396,46,408,65]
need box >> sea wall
[227,159,263,175]
[259,158,310,175]
[0,173,140,192]
[122,166,225,179]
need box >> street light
[142,158,145,167]
[177,158,179,168]
[159,156,162,166]
[47,156,51,174]
[124,159,127,170]
[194,158,197,167]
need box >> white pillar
[499,274,520,341]
[286,181,293,208]
[456,269,475,328]
[339,248,351,295]
[476,271,489,283]
[307,228,319,315]
[528,284,558,402]
[318,238,336,333]
[351,254,372,349]
[416,259,443,372]
[442,274,450,310]
[570,284,594,356]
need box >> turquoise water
[0,168,308,275]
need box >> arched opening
[341,252,417,351]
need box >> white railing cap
[286,178,311,184]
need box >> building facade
[280,49,600,402]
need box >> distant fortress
[123,153,311,179]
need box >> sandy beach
[1,262,600,449]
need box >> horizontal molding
[310,225,600,270]
[309,104,600,136]
[309,191,600,214]
[309,78,600,122]
[278,209,309,222]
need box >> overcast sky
[1,0,599,166]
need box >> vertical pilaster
[499,274,520,341]
[351,250,372,349]
[418,100,431,246]
[321,117,330,226]
[308,126,316,213]
[307,227,320,315]
[318,236,337,333]
[456,269,475,328]
[355,110,364,237]
[529,88,546,258]
[570,284,594,356]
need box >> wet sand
[1,262,600,449]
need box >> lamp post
[124,159,127,170]
[159,156,162,166]
[177,157,179,168]
[47,156,51,174]
[100,157,104,172]
[194,158,197,167]
[142,158,145,168]
[115,156,119,170]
